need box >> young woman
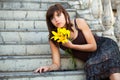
[34,3,120,80]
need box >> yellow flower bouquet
[51,28,70,44]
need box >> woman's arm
[34,40,61,73]
[49,40,61,70]
[63,18,97,52]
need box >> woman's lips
[56,23,61,26]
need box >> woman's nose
[54,17,59,22]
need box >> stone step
[0,44,51,55]
[0,55,84,72]
[0,28,48,32]
[0,1,71,10]
[0,20,47,31]
[0,20,104,32]
[0,70,85,80]
[0,32,49,45]
[1,45,70,56]
[0,0,76,2]
[0,10,76,20]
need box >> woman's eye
[57,13,61,17]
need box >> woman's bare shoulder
[75,18,89,30]
[76,18,86,24]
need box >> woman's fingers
[34,67,41,73]
[43,67,49,72]
[34,66,49,73]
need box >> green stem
[65,49,77,69]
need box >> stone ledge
[0,55,84,72]
[0,0,70,9]
[0,10,76,20]
[0,70,84,77]
[0,0,68,2]
[0,44,51,55]
[0,29,48,32]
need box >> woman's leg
[110,73,120,80]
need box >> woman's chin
[58,26,66,28]
[57,26,63,28]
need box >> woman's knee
[110,73,120,80]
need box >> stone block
[27,11,46,20]
[5,21,19,29]
[1,32,20,43]
[35,21,47,29]
[22,3,41,10]
[19,21,34,29]
[13,11,26,19]
[0,45,14,55]
[27,45,50,55]
[3,2,21,9]
[0,11,14,19]
[0,21,4,29]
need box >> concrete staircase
[0,0,86,80]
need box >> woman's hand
[34,64,60,73]
[62,40,74,48]
[34,66,50,73]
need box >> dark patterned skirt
[84,37,120,80]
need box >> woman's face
[51,11,66,28]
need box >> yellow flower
[51,28,70,44]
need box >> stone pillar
[114,0,120,47]
[101,0,117,41]
[90,0,104,35]
[111,0,117,10]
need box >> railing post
[114,0,120,47]
[101,0,117,41]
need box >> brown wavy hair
[46,3,73,46]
